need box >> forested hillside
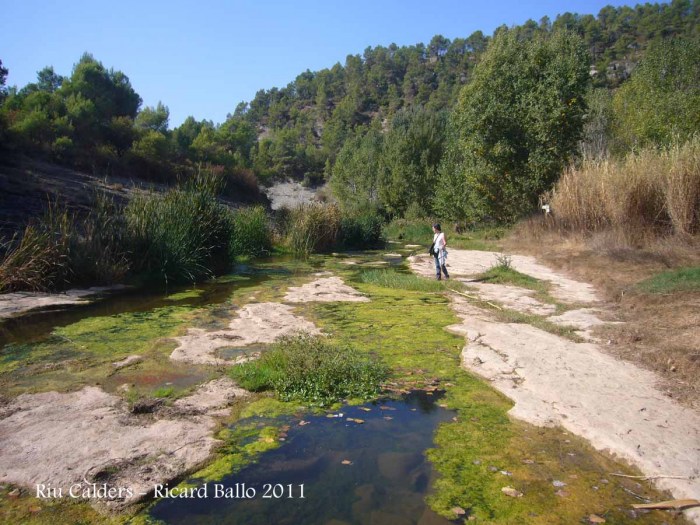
[0,0,698,222]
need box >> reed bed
[550,138,700,237]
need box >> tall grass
[0,174,274,291]
[338,211,385,249]
[229,205,272,258]
[0,203,71,292]
[69,191,130,286]
[550,138,700,238]
[126,173,234,284]
[285,203,341,257]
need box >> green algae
[0,485,131,525]
[184,422,283,485]
[309,266,687,524]
[0,305,197,397]
[164,289,203,301]
[237,396,303,419]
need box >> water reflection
[150,391,457,525]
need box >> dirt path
[410,250,700,523]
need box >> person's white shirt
[433,232,446,251]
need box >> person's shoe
[436,276,442,281]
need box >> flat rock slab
[112,355,142,370]
[409,250,598,304]
[284,277,369,303]
[173,377,248,417]
[0,379,246,510]
[170,302,321,365]
[547,308,613,330]
[0,285,128,319]
[464,282,556,316]
[447,296,700,521]
[548,308,619,341]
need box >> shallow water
[150,391,457,525]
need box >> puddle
[150,391,457,525]
[217,344,266,361]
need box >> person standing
[432,223,449,280]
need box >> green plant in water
[285,203,341,257]
[230,334,387,406]
[125,172,234,284]
[359,268,447,292]
[229,205,273,258]
[152,386,175,398]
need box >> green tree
[136,101,169,134]
[444,29,590,222]
[330,125,383,211]
[36,66,64,93]
[377,106,447,217]
[612,37,700,149]
[0,59,8,98]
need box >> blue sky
[2,0,636,127]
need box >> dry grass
[548,138,700,240]
[504,227,700,408]
[285,203,341,256]
[0,204,71,292]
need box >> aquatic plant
[230,334,387,406]
[229,205,272,258]
[285,203,341,257]
[359,268,447,292]
[125,172,234,284]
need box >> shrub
[229,205,272,258]
[383,219,433,244]
[338,211,385,249]
[230,334,388,406]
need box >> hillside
[0,156,269,240]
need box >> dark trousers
[434,251,449,279]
